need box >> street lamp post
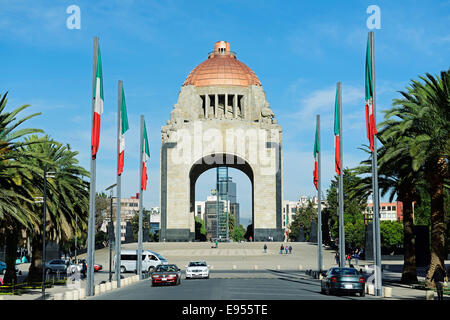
[41,166,55,300]
[105,183,117,283]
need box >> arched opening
[189,153,254,241]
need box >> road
[91,270,378,300]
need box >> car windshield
[156,265,178,272]
[332,268,359,275]
[153,252,167,262]
[189,262,206,267]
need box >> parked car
[321,267,365,296]
[113,250,168,273]
[0,261,6,275]
[45,259,68,274]
[151,264,181,286]
[185,261,210,279]
[67,259,102,274]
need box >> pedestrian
[431,265,446,301]
[353,249,359,265]
[346,253,352,266]
[280,244,284,254]
[81,260,87,278]
[264,244,267,253]
[335,252,339,266]
[288,245,292,254]
[284,245,288,254]
[249,236,253,242]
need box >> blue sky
[1,0,449,226]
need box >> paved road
[91,270,378,300]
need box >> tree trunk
[3,226,18,285]
[400,195,418,284]
[425,160,446,287]
[27,233,43,283]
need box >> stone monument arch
[160,41,283,241]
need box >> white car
[185,261,210,279]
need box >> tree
[0,92,43,284]
[326,168,369,250]
[231,224,246,242]
[21,135,89,282]
[352,139,422,284]
[383,69,449,285]
[194,216,207,241]
[289,201,317,241]
[131,211,150,242]
[380,221,403,254]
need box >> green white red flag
[118,86,129,175]
[334,87,341,176]
[92,44,103,159]
[365,35,377,152]
[313,122,319,190]
[141,121,150,190]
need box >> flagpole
[115,80,123,288]
[86,36,98,297]
[138,115,144,278]
[337,82,345,268]
[370,31,383,297]
[317,114,323,272]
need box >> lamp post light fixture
[105,183,117,282]
[39,167,55,300]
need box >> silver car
[45,259,68,274]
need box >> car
[321,267,365,296]
[185,261,210,279]
[67,259,102,274]
[45,259,68,274]
[0,261,6,275]
[114,250,168,273]
[151,264,181,286]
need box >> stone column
[215,94,218,118]
[233,94,237,119]
[205,94,209,118]
[225,94,228,119]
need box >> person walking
[284,245,288,254]
[280,244,284,254]
[431,265,446,301]
[335,252,339,266]
[288,245,292,254]
[264,244,267,253]
[353,249,359,265]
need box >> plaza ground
[2,241,449,300]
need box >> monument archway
[190,154,255,240]
[160,41,283,241]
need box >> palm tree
[383,69,449,285]
[353,137,422,284]
[0,92,43,283]
[18,135,89,282]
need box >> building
[204,195,229,240]
[366,200,404,222]
[160,40,283,242]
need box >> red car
[151,264,181,286]
[94,264,102,272]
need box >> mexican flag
[141,121,150,190]
[118,86,129,175]
[365,35,377,152]
[334,87,341,176]
[91,45,104,159]
[313,122,319,191]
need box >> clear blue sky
[1,1,449,226]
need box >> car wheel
[120,266,126,273]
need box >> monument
[160,41,283,241]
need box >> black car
[151,264,181,286]
[321,267,365,296]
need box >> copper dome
[183,41,261,87]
